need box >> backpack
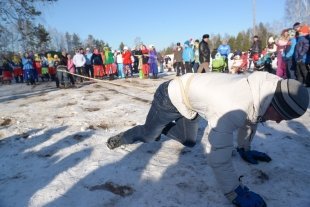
[212,53,226,72]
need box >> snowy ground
[0,71,309,207]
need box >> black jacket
[199,40,210,63]
[250,40,262,54]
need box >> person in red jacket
[122,46,132,77]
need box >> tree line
[0,0,309,55]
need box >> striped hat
[271,79,309,120]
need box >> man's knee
[182,140,196,147]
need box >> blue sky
[39,0,286,50]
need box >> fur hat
[202,34,209,39]
[271,79,309,120]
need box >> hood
[247,72,281,122]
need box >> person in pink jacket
[67,54,75,85]
[276,29,290,78]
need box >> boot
[107,132,125,149]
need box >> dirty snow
[0,72,309,207]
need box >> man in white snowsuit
[107,72,309,207]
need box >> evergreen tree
[119,42,125,51]
[227,36,236,51]
[34,24,50,52]
[235,32,243,51]
[72,33,82,50]
[65,32,73,53]
[85,34,95,49]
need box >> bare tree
[133,37,142,49]
[285,0,310,25]
[48,28,65,51]
[0,0,57,25]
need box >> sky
[39,0,286,50]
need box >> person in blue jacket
[217,39,231,72]
[283,29,297,80]
[294,26,309,86]
[182,41,194,73]
[22,52,36,85]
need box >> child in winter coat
[116,51,125,78]
[276,29,290,78]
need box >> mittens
[237,148,272,164]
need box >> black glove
[232,185,267,207]
[237,148,272,164]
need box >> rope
[56,69,155,94]
[176,74,194,110]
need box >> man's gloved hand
[237,148,272,164]
[232,185,267,207]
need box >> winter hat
[202,34,209,39]
[271,79,309,120]
[299,26,309,35]
[184,41,190,47]
[293,22,301,29]
[268,36,275,43]
[123,46,128,50]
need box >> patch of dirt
[0,173,26,184]
[127,121,136,127]
[39,98,49,102]
[107,88,120,94]
[0,118,12,126]
[85,90,94,94]
[252,169,269,184]
[131,97,151,104]
[93,84,103,88]
[73,134,84,141]
[19,104,28,107]
[87,125,96,130]
[88,181,134,197]
[102,95,109,101]
[20,133,29,139]
[66,102,77,106]
[97,122,110,129]
[84,108,100,112]
[124,79,149,87]
[55,116,64,119]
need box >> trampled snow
[0,72,309,207]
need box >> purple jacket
[148,50,157,64]
[295,35,309,63]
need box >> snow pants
[122,80,200,147]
